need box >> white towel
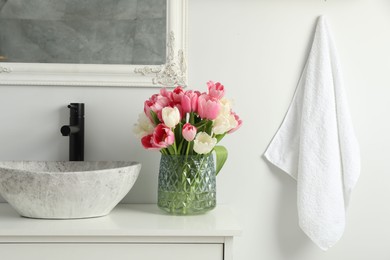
[264,16,360,250]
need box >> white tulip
[212,97,237,135]
[218,98,233,117]
[133,113,154,138]
[193,132,217,154]
[213,115,231,135]
[162,106,181,128]
[228,113,238,130]
[213,112,238,135]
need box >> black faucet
[61,103,84,161]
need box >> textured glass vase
[157,154,216,215]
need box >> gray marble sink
[0,161,141,219]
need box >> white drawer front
[0,243,223,260]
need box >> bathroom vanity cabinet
[0,204,240,260]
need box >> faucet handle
[68,103,84,117]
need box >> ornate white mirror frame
[0,0,187,88]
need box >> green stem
[194,120,209,129]
[185,141,191,156]
[190,112,195,125]
[167,145,175,155]
[173,139,178,155]
[178,139,184,154]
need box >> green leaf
[150,110,160,125]
[213,145,228,175]
[205,120,213,135]
[194,120,208,129]
[167,145,175,155]
[215,133,226,143]
[175,123,183,143]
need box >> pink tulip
[228,112,242,133]
[181,90,199,114]
[197,94,220,120]
[160,88,173,102]
[141,124,175,149]
[141,134,159,150]
[207,81,225,100]
[182,123,197,142]
[172,86,185,104]
[152,124,175,148]
[144,94,170,122]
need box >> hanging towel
[264,16,360,250]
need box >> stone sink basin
[0,161,141,219]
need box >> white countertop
[0,203,241,239]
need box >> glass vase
[157,154,216,215]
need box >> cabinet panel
[0,243,223,260]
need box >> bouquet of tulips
[133,81,242,174]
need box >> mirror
[0,0,187,87]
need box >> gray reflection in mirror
[0,0,166,65]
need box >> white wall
[1,0,390,259]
